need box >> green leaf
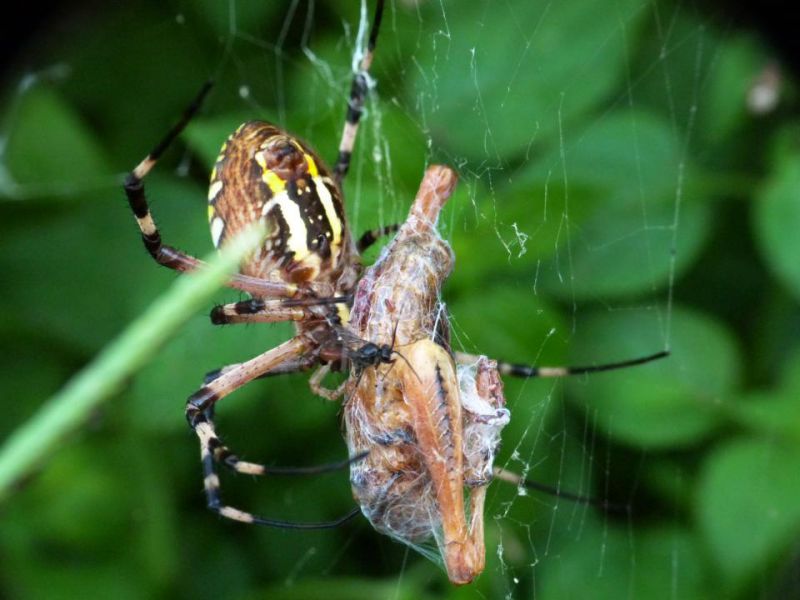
[0,442,131,547]
[0,175,210,353]
[408,0,649,162]
[520,110,710,299]
[252,577,433,600]
[754,150,800,300]
[566,305,740,448]
[540,199,711,300]
[0,223,266,500]
[696,437,800,588]
[2,86,112,201]
[727,390,800,442]
[726,349,800,441]
[443,111,713,299]
[539,520,708,600]
[185,113,256,169]
[520,110,681,208]
[701,35,771,145]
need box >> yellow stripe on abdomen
[261,192,321,278]
[314,176,343,264]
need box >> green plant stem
[0,225,265,502]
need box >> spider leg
[186,339,307,421]
[204,353,323,386]
[332,0,385,185]
[201,358,354,475]
[356,223,399,253]
[123,81,213,272]
[454,349,669,378]
[492,467,627,513]
[204,407,366,476]
[209,299,307,325]
[186,336,358,528]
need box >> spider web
[0,0,766,597]
[193,1,696,595]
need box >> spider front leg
[185,336,356,528]
[205,353,340,401]
[209,299,307,325]
[492,467,626,513]
[123,82,213,273]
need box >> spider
[123,1,394,528]
[122,0,668,566]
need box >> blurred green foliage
[1,0,799,598]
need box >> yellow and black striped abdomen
[207,121,348,285]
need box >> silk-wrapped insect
[343,166,510,584]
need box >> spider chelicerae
[122,0,668,564]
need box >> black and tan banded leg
[332,0,385,185]
[185,336,358,528]
[209,299,308,325]
[124,81,213,271]
[356,223,399,253]
[201,409,365,477]
[200,355,335,469]
[454,349,669,379]
[492,467,626,513]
